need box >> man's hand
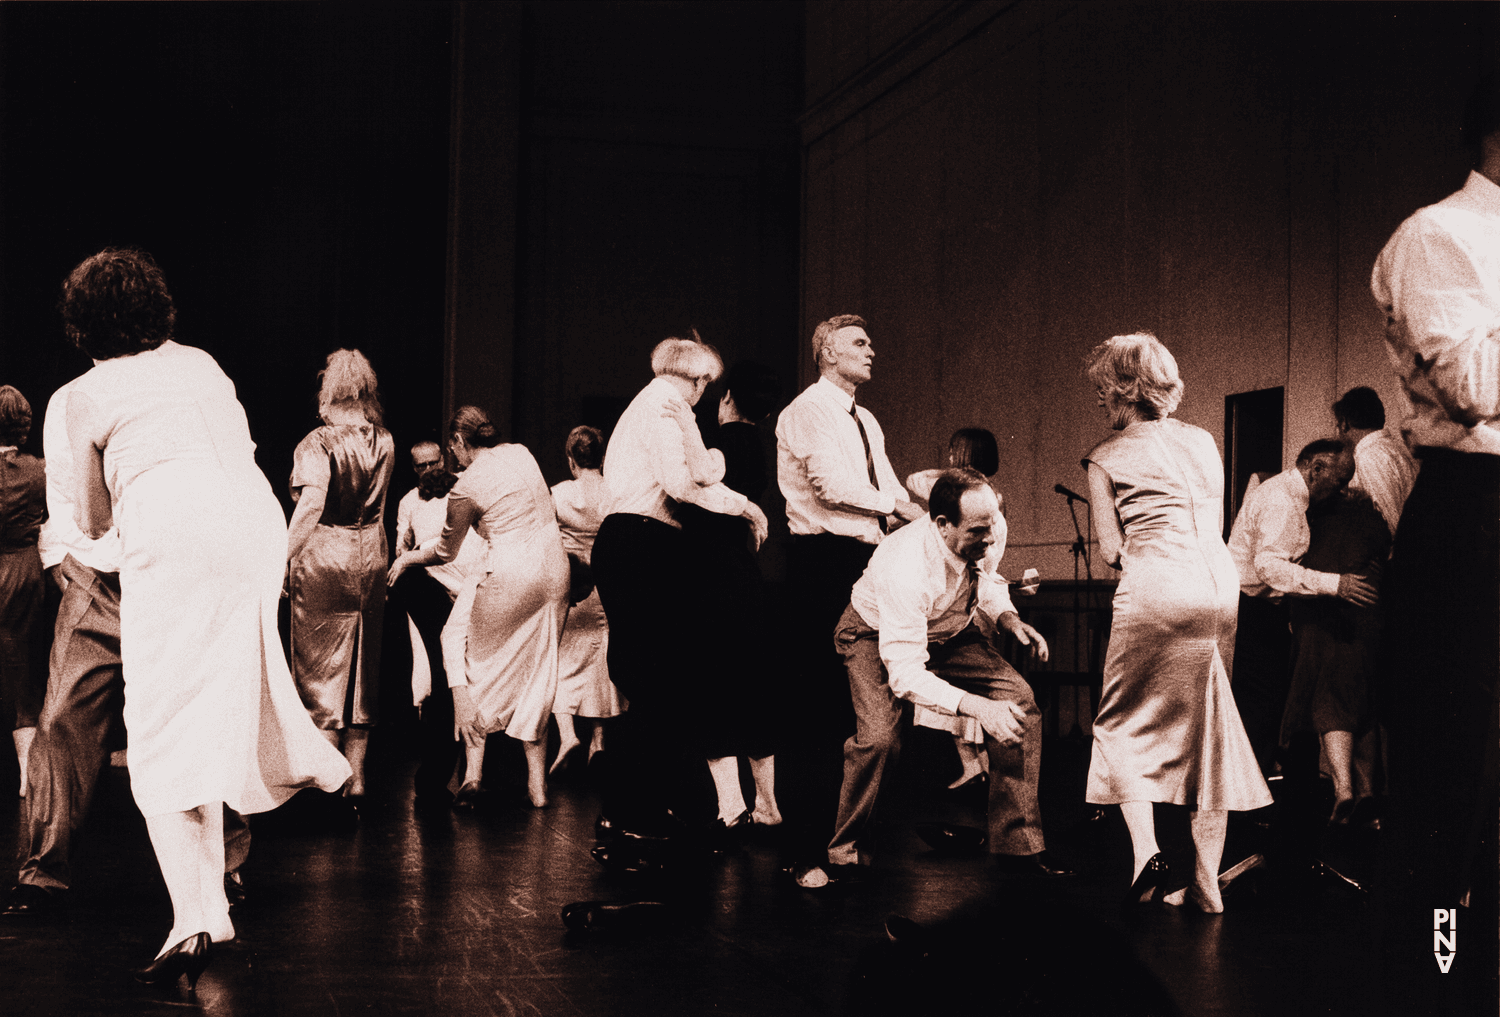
[743,501,769,551]
[1000,612,1049,662]
[892,498,924,523]
[958,693,1025,746]
[1336,573,1378,608]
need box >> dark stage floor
[0,727,1391,1017]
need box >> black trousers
[591,513,702,832]
[390,568,461,801]
[1375,449,1499,1016]
[778,532,876,865]
[1230,592,1292,775]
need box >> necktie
[850,400,887,533]
[965,560,981,616]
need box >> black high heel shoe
[1123,853,1169,908]
[134,932,211,989]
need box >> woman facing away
[286,349,395,801]
[62,248,349,984]
[1082,332,1270,912]
[388,405,569,809]
[0,385,47,797]
[548,425,625,775]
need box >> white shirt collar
[814,375,857,412]
[1457,170,1500,217]
[924,515,971,576]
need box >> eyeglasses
[413,459,442,471]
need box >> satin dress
[1084,419,1271,811]
[70,341,350,815]
[437,445,569,743]
[289,423,394,730]
[550,474,625,719]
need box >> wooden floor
[0,727,1411,1016]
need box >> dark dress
[0,449,46,730]
[1280,491,1390,742]
[679,420,774,759]
[289,423,395,730]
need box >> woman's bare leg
[523,739,548,807]
[1322,730,1355,819]
[144,804,232,957]
[707,756,746,823]
[551,713,580,776]
[1120,801,1159,883]
[748,755,781,825]
[344,727,370,796]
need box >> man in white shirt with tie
[775,314,922,883]
[817,468,1068,881]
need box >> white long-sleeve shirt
[848,514,1016,716]
[1349,427,1419,538]
[36,377,121,573]
[601,376,747,525]
[1371,169,1500,455]
[1226,466,1340,601]
[776,376,902,543]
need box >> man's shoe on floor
[992,851,1076,878]
[1,884,64,918]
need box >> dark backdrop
[0,2,453,511]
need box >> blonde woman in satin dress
[62,249,349,984]
[286,350,394,801]
[548,425,624,774]
[1083,333,1270,912]
[388,406,569,809]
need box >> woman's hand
[451,684,479,738]
[660,396,698,433]
[386,551,414,588]
[743,501,769,552]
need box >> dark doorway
[1224,387,1284,537]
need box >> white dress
[435,445,568,742]
[550,475,624,719]
[71,341,350,816]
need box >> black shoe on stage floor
[560,899,669,932]
[915,822,987,855]
[1,884,64,919]
[134,932,211,990]
[1122,852,1169,905]
[994,851,1077,879]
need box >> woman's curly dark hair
[60,248,177,361]
[0,386,33,447]
[417,467,459,502]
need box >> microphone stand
[1062,493,1093,740]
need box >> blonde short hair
[650,336,723,382]
[1084,332,1183,420]
[318,348,383,426]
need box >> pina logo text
[1434,909,1457,973]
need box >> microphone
[1053,483,1089,504]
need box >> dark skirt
[678,507,774,759]
[0,546,45,729]
[1281,492,1389,741]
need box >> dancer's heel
[135,932,211,990]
